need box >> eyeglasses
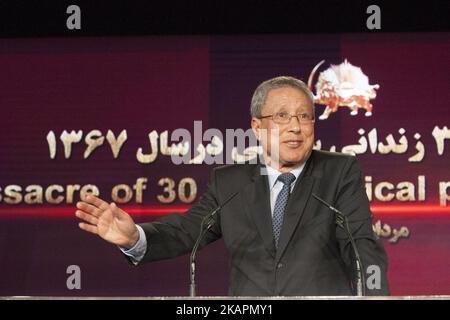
[259,112,315,125]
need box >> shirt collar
[266,163,305,190]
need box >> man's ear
[251,117,261,140]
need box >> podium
[1,296,450,300]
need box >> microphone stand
[189,191,239,297]
[312,194,366,296]
[189,211,217,297]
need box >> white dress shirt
[265,164,305,217]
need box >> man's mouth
[283,140,303,147]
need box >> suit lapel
[275,155,316,263]
[275,176,315,262]
[243,164,276,258]
[241,153,318,261]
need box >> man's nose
[287,116,301,133]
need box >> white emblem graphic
[308,60,380,120]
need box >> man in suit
[75,76,389,296]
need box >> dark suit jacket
[137,150,389,296]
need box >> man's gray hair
[250,76,315,118]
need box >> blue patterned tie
[272,172,296,248]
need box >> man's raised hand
[75,195,139,249]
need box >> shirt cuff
[118,225,147,264]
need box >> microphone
[189,190,240,297]
[312,193,366,296]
